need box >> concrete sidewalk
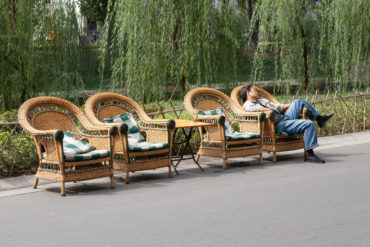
[1,132,370,247]
[1,131,369,197]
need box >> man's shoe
[305,152,326,163]
[316,113,334,128]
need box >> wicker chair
[230,85,309,162]
[184,87,265,169]
[18,96,117,196]
[85,92,175,184]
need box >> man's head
[240,85,258,102]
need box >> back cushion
[63,131,95,155]
[197,107,234,135]
[103,112,144,143]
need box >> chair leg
[61,182,66,196]
[223,158,227,170]
[110,175,115,189]
[195,154,200,162]
[304,149,307,161]
[259,152,263,165]
[273,152,277,162]
[33,178,39,189]
[168,165,173,178]
[125,171,130,184]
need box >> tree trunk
[294,11,309,93]
[11,0,16,34]
[172,1,185,92]
[10,0,27,103]
[239,0,259,51]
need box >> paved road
[1,132,370,247]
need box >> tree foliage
[79,0,111,26]
[0,0,82,110]
[251,0,369,93]
[102,0,246,102]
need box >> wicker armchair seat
[225,132,260,141]
[42,149,110,161]
[85,92,175,184]
[184,87,265,169]
[63,150,110,161]
[18,96,117,196]
[197,107,260,141]
[230,85,309,162]
[128,141,169,152]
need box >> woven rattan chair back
[85,92,174,184]
[230,85,279,107]
[18,96,115,196]
[184,87,246,126]
[184,87,264,169]
[230,85,307,162]
[85,92,153,125]
[19,96,100,141]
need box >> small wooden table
[172,119,216,174]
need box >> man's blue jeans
[275,99,319,150]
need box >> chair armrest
[79,125,117,150]
[142,118,170,125]
[139,119,175,143]
[34,130,64,170]
[232,112,265,134]
[194,115,219,123]
[265,111,275,121]
[198,116,225,142]
[235,112,266,123]
[116,123,130,162]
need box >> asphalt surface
[0,132,370,247]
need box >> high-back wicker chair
[230,85,309,162]
[184,87,265,169]
[18,96,117,196]
[85,92,175,184]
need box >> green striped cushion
[103,112,144,144]
[64,150,110,161]
[63,131,95,155]
[226,132,260,141]
[129,142,169,152]
[197,107,234,135]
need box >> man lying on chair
[240,85,333,163]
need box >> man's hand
[283,104,290,111]
[258,107,272,112]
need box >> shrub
[0,131,38,177]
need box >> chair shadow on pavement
[44,149,359,196]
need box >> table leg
[171,128,179,175]
[172,127,204,173]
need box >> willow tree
[0,0,82,110]
[101,0,246,102]
[251,0,369,93]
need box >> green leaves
[0,0,83,110]
[251,0,369,92]
[104,0,246,102]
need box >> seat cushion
[63,131,95,155]
[197,107,234,135]
[226,132,260,141]
[128,142,169,152]
[103,112,144,144]
[64,150,110,161]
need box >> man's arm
[283,104,290,111]
[244,100,274,112]
[258,107,272,112]
[243,101,260,112]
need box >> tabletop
[174,119,216,129]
